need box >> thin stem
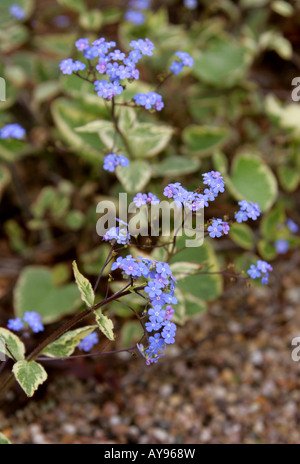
[93,245,115,293]
[36,346,137,362]
[110,98,135,159]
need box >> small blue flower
[130,38,155,56]
[10,4,26,20]
[75,38,90,51]
[286,219,298,234]
[7,318,24,332]
[78,332,99,352]
[0,124,25,140]
[59,59,75,75]
[275,239,290,254]
[23,312,44,333]
[103,153,129,172]
[184,0,198,9]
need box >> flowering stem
[0,282,146,398]
[93,245,115,293]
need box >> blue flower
[83,46,99,60]
[133,91,164,111]
[75,38,90,51]
[275,239,290,254]
[286,219,298,234]
[184,0,198,9]
[102,226,131,245]
[148,308,166,322]
[247,264,261,279]
[103,153,129,172]
[109,49,126,61]
[7,318,24,332]
[130,38,155,56]
[59,59,85,75]
[10,4,26,20]
[78,332,99,352]
[0,124,25,140]
[170,51,194,75]
[207,219,223,238]
[247,260,273,285]
[170,61,184,76]
[145,316,163,332]
[235,200,261,223]
[23,312,44,333]
[155,262,172,279]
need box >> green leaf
[51,98,106,165]
[193,37,250,88]
[260,205,285,240]
[33,33,76,57]
[41,325,97,358]
[260,31,292,60]
[79,10,103,30]
[116,160,151,193]
[81,245,111,276]
[72,261,95,308]
[12,360,47,398]
[127,123,174,158]
[182,125,229,156]
[95,310,115,341]
[171,240,223,301]
[172,288,186,325]
[0,433,12,444]
[0,328,25,361]
[227,151,278,211]
[258,240,277,260]
[152,156,200,177]
[271,0,294,17]
[229,223,255,250]
[265,95,300,137]
[0,25,29,53]
[120,321,143,347]
[277,166,300,192]
[0,139,28,162]
[65,210,85,230]
[57,0,86,12]
[14,266,81,324]
[183,292,207,319]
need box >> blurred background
[0,0,300,444]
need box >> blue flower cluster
[163,171,225,211]
[103,226,131,245]
[133,91,164,111]
[103,153,130,172]
[59,59,86,75]
[7,312,44,334]
[133,192,160,207]
[111,256,177,365]
[78,332,99,352]
[184,0,198,9]
[125,0,151,25]
[208,219,230,238]
[247,260,273,285]
[235,200,261,223]
[170,51,194,76]
[0,124,25,140]
[60,37,158,102]
[10,4,26,20]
